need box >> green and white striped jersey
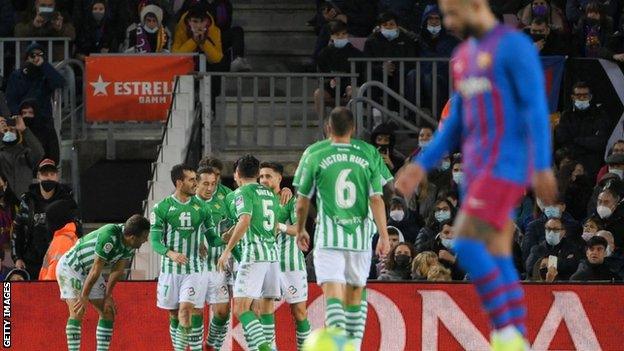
[196,195,229,271]
[234,183,279,263]
[297,143,383,251]
[215,183,233,202]
[276,196,305,272]
[293,138,393,188]
[150,195,218,274]
[64,224,134,275]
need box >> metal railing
[198,71,358,154]
[0,37,71,78]
[349,57,452,121]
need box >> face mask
[532,4,548,17]
[586,18,600,26]
[545,230,561,246]
[440,160,450,171]
[144,25,159,34]
[582,231,595,241]
[389,210,405,222]
[531,33,546,42]
[333,38,349,48]
[2,131,17,143]
[419,140,430,149]
[597,205,613,219]
[606,245,613,257]
[395,254,410,268]
[92,11,105,22]
[574,99,590,110]
[609,168,624,179]
[25,62,42,76]
[543,206,561,219]
[434,210,451,222]
[441,238,455,249]
[381,28,399,41]
[427,25,442,35]
[452,171,464,185]
[40,180,58,192]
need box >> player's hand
[221,227,234,243]
[532,169,558,206]
[297,230,310,252]
[375,235,390,258]
[14,259,26,270]
[394,163,425,197]
[74,297,89,315]
[438,250,456,264]
[166,251,188,265]
[279,187,293,205]
[199,244,208,259]
[217,251,231,272]
[103,296,116,318]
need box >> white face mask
[419,140,430,149]
[609,167,624,179]
[389,210,405,222]
[441,237,454,249]
[2,131,17,143]
[545,230,561,246]
[332,38,349,48]
[597,205,613,219]
[574,99,590,110]
[582,231,595,241]
[381,28,399,40]
[427,25,442,35]
[452,171,464,185]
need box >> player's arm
[149,205,188,264]
[80,256,105,302]
[295,156,316,250]
[369,174,390,257]
[100,258,127,318]
[216,214,250,271]
[202,207,225,247]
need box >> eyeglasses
[29,52,44,58]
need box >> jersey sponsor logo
[103,242,114,254]
[467,197,487,209]
[457,76,492,99]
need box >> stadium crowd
[0,0,624,285]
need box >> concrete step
[213,125,323,149]
[245,30,316,56]
[218,100,320,125]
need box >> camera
[5,116,17,127]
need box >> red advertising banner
[85,56,195,122]
[5,282,624,350]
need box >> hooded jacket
[124,4,171,53]
[172,10,223,63]
[38,222,79,280]
[0,127,44,197]
[370,123,406,174]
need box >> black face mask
[25,62,42,76]
[531,33,547,42]
[586,18,600,27]
[395,254,411,269]
[40,180,58,192]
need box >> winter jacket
[521,212,582,263]
[570,259,621,281]
[597,203,624,248]
[316,42,364,91]
[75,14,118,55]
[0,128,44,197]
[38,222,78,280]
[172,11,223,64]
[526,237,585,280]
[14,11,76,61]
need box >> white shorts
[233,261,281,299]
[157,272,208,310]
[204,271,230,305]
[56,256,106,300]
[313,248,372,287]
[280,270,308,304]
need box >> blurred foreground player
[56,215,150,351]
[395,0,558,349]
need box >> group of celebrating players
[54,107,392,351]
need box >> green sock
[96,319,114,351]
[189,315,203,351]
[176,323,190,351]
[345,305,362,341]
[65,318,81,351]
[208,314,229,349]
[359,289,368,344]
[239,311,269,351]
[259,313,276,348]
[169,317,180,350]
[296,319,312,350]
[325,298,345,330]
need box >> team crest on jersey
[103,242,114,254]
[192,204,200,211]
[235,196,244,210]
[477,52,492,69]
[218,194,225,200]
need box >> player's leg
[209,303,231,350]
[205,271,231,350]
[180,272,209,351]
[290,302,311,350]
[258,299,276,349]
[259,261,282,350]
[344,250,372,350]
[281,270,310,350]
[63,299,85,351]
[314,248,348,329]
[88,279,113,351]
[57,260,84,351]
[233,262,271,351]
[157,273,182,349]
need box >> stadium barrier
[6,281,623,350]
[0,37,71,78]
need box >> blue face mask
[2,131,17,143]
[545,230,561,246]
[452,171,464,185]
[441,238,455,249]
[434,210,451,222]
[333,38,349,48]
[543,206,561,219]
[381,28,399,41]
[574,100,590,110]
[440,160,451,171]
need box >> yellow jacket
[172,11,223,64]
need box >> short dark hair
[377,12,397,25]
[587,235,608,249]
[388,227,400,236]
[170,164,195,186]
[123,214,151,237]
[197,166,218,177]
[199,157,224,172]
[572,81,591,92]
[236,154,260,179]
[328,20,348,35]
[260,162,284,175]
[531,17,548,26]
[186,4,209,20]
[384,242,416,271]
[329,107,354,137]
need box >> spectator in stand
[587,171,622,215]
[604,24,624,63]
[430,220,465,280]
[364,12,418,108]
[524,17,569,55]
[370,123,406,174]
[0,171,19,258]
[125,0,172,29]
[530,255,558,281]
[411,250,438,280]
[38,199,80,280]
[14,0,76,61]
[408,176,437,221]
[603,153,624,182]
[378,0,419,29]
[4,268,30,281]
[596,140,624,183]
[0,249,14,281]
[414,198,456,253]
[555,81,611,180]
[517,0,567,32]
[597,230,624,278]
[173,4,223,63]
[387,196,420,243]
[427,154,453,195]
[572,2,613,57]
[570,236,620,280]
[526,218,585,280]
[123,4,171,53]
[75,0,118,59]
[372,226,405,278]
[378,242,416,280]
[559,161,593,221]
[521,196,582,263]
[582,216,603,242]
[489,0,525,19]
[70,0,126,44]
[595,187,624,247]
[314,20,363,120]
[0,0,16,37]
[567,0,622,30]
[406,5,459,113]
[0,114,44,197]
[11,159,76,279]
[407,126,434,161]
[426,264,452,281]
[6,44,64,163]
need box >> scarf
[135,25,167,53]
